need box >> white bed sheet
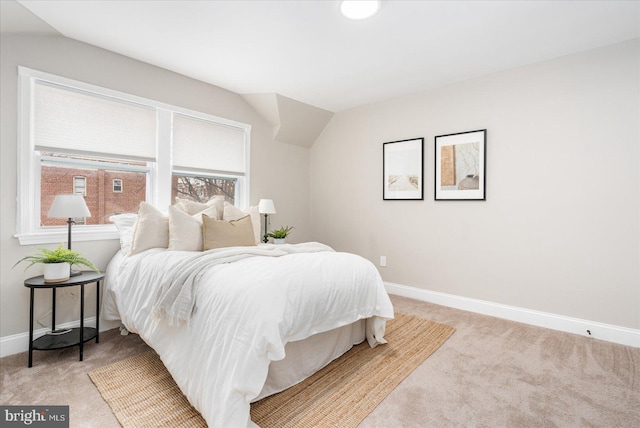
[103,243,394,427]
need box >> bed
[102,201,395,428]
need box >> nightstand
[24,271,104,367]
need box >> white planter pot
[44,262,70,283]
[273,238,286,245]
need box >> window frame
[73,176,87,196]
[16,67,251,246]
[112,179,123,193]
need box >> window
[171,113,248,205]
[16,67,251,245]
[73,176,86,196]
[113,179,123,193]
[172,173,237,205]
[40,153,148,227]
[71,176,88,225]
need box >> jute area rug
[88,313,455,427]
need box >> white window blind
[172,114,246,174]
[33,81,157,160]
[17,67,251,245]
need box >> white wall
[1,35,638,348]
[310,39,640,330]
[0,35,311,339]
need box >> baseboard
[0,318,120,358]
[3,285,637,356]
[385,282,640,348]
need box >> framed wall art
[383,137,424,200]
[435,129,486,201]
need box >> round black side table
[24,271,105,367]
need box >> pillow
[222,202,243,220]
[175,195,224,219]
[202,214,257,250]
[168,204,218,251]
[243,205,261,244]
[129,202,169,255]
[223,202,261,244]
[109,213,138,254]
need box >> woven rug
[88,313,455,427]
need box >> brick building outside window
[41,165,237,227]
[41,165,146,226]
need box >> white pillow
[129,202,169,255]
[175,196,224,219]
[109,213,138,254]
[168,204,218,251]
[244,205,261,244]
[223,203,261,244]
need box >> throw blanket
[153,242,334,326]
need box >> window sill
[15,226,119,246]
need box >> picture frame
[383,138,424,200]
[435,129,486,201]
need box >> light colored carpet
[87,313,455,427]
[1,295,639,427]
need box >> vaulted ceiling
[3,0,638,114]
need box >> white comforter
[103,243,394,428]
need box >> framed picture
[435,129,486,201]
[383,138,424,200]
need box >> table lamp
[48,194,91,276]
[258,199,276,243]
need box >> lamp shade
[258,199,276,215]
[48,194,91,218]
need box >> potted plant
[13,244,100,283]
[267,226,294,244]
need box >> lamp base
[70,269,82,277]
[262,213,269,243]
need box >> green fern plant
[13,244,100,273]
[266,225,294,239]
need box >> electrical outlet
[380,256,387,267]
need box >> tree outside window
[171,174,236,204]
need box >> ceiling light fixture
[340,0,381,20]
